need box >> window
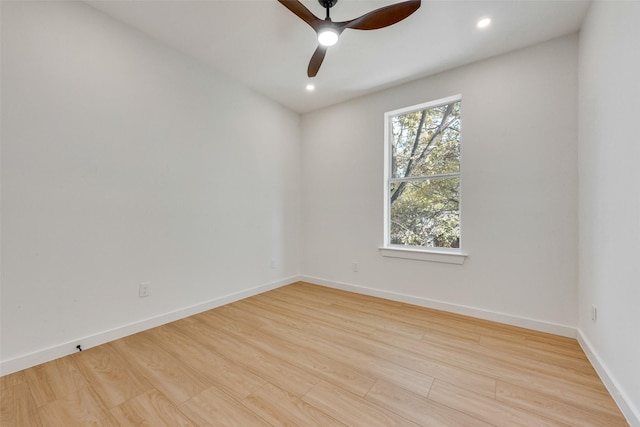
[382,95,464,263]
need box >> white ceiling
[88,0,590,113]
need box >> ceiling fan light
[318,27,339,46]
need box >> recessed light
[477,17,491,29]
[306,84,315,92]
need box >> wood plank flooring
[0,282,629,426]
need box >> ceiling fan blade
[338,0,421,31]
[277,0,323,31]
[308,45,328,78]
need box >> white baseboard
[300,275,577,338]
[0,275,301,376]
[577,330,640,427]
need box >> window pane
[391,101,460,178]
[390,178,460,248]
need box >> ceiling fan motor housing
[318,0,338,9]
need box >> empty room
[1,0,638,425]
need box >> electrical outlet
[139,282,150,298]
[270,260,276,270]
[591,304,597,321]
[352,262,359,272]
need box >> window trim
[382,94,466,263]
[379,246,467,264]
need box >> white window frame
[380,94,467,264]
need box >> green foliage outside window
[389,100,461,248]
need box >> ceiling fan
[278,0,421,77]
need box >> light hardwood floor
[0,282,629,426]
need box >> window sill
[379,246,467,265]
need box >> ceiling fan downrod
[318,0,337,19]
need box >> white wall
[301,35,579,334]
[0,1,300,372]
[578,1,640,424]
